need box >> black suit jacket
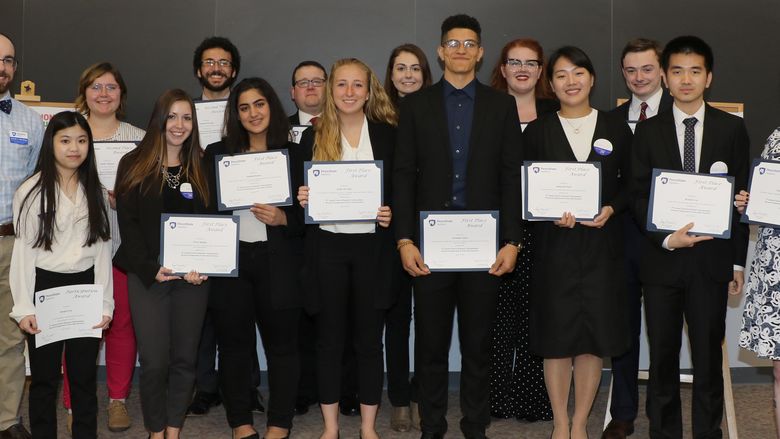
[288,113,300,125]
[611,91,674,121]
[393,79,524,243]
[203,141,304,310]
[631,104,750,284]
[290,121,399,313]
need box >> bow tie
[0,100,11,115]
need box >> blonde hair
[313,58,397,161]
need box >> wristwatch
[503,240,522,250]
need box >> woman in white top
[10,111,113,439]
[294,58,398,439]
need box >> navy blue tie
[0,100,11,115]
[683,117,697,172]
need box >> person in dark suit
[288,61,327,126]
[203,77,303,439]
[630,36,749,439]
[525,46,632,439]
[114,89,212,439]
[603,38,673,439]
[292,58,398,439]
[393,14,523,439]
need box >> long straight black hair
[222,77,291,154]
[16,111,110,250]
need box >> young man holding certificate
[393,14,523,439]
[630,36,750,439]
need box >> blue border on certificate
[522,161,602,221]
[742,159,780,227]
[159,213,240,277]
[419,210,499,272]
[214,149,293,211]
[303,160,384,224]
[647,168,734,239]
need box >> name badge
[180,182,194,200]
[9,130,29,145]
[593,138,613,156]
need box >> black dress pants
[384,269,416,407]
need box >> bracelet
[397,239,414,251]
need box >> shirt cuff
[662,234,675,251]
[733,265,744,272]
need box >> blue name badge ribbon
[9,130,29,145]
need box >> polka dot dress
[489,233,552,421]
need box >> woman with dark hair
[486,38,556,423]
[10,111,113,439]
[525,46,631,439]
[383,44,432,110]
[294,58,397,439]
[203,77,302,439]
[114,89,211,439]
[60,61,145,433]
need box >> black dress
[488,98,558,420]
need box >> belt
[0,223,14,237]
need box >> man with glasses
[603,38,672,439]
[288,61,326,126]
[0,32,42,439]
[394,14,523,439]
[192,36,240,101]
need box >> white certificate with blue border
[742,159,780,227]
[304,161,383,224]
[194,99,228,149]
[420,211,498,272]
[34,284,102,347]
[647,169,733,239]
[160,214,239,277]
[93,141,137,191]
[215,149,292,211]
[523,161,601,221]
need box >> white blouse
[9,173,114,322]
[558,109,598,162]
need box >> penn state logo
[661,177,669,184]
[38,295,45,303]
[169,222,177,229]
[533,167,540,173]
[760,167,766,175]
[428,219,436,227]
[313,170,320,177]
[222,161,230,167]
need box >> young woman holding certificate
[294,58,397,439]
[203,77,302,439]
[10,111,113,439]
[523,46,632,439]
[114,89,211,439]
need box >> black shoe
[0,424,32,439]
[419,433,443,439]
[251,389,266,413]
[186,391,222,416]
[338,398,359,416]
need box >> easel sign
[15,80,75,128]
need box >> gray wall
[2,0,778,155]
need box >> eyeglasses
[442,39,479,50]
[89,83,120,93]
[1,57,17,68]
[505,59,541,70]
[394,64,422,73]
[202,59,232,68]
[294,78,326,88]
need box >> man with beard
[193,36,239,100]
[0,32,42,439]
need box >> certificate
[304,161,383,224]
[93,141,136,190]
[34,284,102,347]
[215,149,292,211]
[290,125,308,144]
[647,169,734,238]
[420,211,498,272]
[743,159,780,227]
[523,161,601,221]
[160,214,239,277]
[194,99,228,149]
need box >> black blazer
[611,91,674,121]
[114,155,212,288]
[204,140,304,310]
[288,113,300,125]
[631,104,750,284]
[393,79,524,243]
[290,121,399,313]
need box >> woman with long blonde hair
[293,58,398,439]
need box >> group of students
[1,11,779,439]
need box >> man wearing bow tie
[0,32,43,439]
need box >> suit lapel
[550,114,580,162]
[698,104,719,174]
[659,111,683,170]
[366,121,382,160]
[586,111,608,162]
[428,81,452,162]
[466,84,488,164]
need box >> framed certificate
[647,169,734,239]
[34,284,103,347]
[194,99,228,149]
[304,161,383,224]
[290,125,308,144]
[420,211,499,272]
[159,214,239,277]
[214,149,293,211]
[742,159,780,227]
[93,141,137,191]
[522,161,601,221]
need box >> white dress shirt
[628,87,664,121]
[298,110,319,126]
[672,103,706,172]
[559,109,598,162]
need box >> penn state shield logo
[428,219,436,227]
[169,222,177,229]
[222,161,230,167]
[661,177,668,184]
[38,295,45,303]
[760,167,766,175]
[313,169,320,177]
[533,167,540,173]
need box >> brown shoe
[601,419,634,439]
[390,406,411,432]
[107,400,131,432]
[410,401,421,431]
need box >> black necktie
[0,100,11,115]
[683,117,697,172]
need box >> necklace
[163,166,182,189]
[562,116,585,134]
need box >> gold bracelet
[397,239,414,251]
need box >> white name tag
[9,130,29,145]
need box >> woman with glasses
[293,58,397,439]
[525,46,631,439]
[485,39,556,423]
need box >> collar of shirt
[0,91,10,101]
[442,78,477,99]
[672,102,706,172]
[672,101,706,129]
[629,86,664,118]
[298,110,320,126]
